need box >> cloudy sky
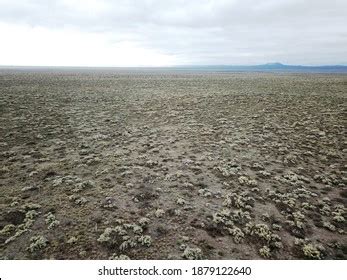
[0,0,346,66]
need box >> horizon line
[1,63,347,68]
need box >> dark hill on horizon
[176,63,347,73]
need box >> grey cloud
[0,0,346,65]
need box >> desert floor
[0,70,346,259]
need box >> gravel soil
[0,70,346,259]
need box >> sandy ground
[0,70,346,260]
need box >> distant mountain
[263,62,285,67]
[176,63,347,73]
[253,63,347,72]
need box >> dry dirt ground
[0,70,346,260]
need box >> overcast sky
[0,0,346,66]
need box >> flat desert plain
[0,70,346,259]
